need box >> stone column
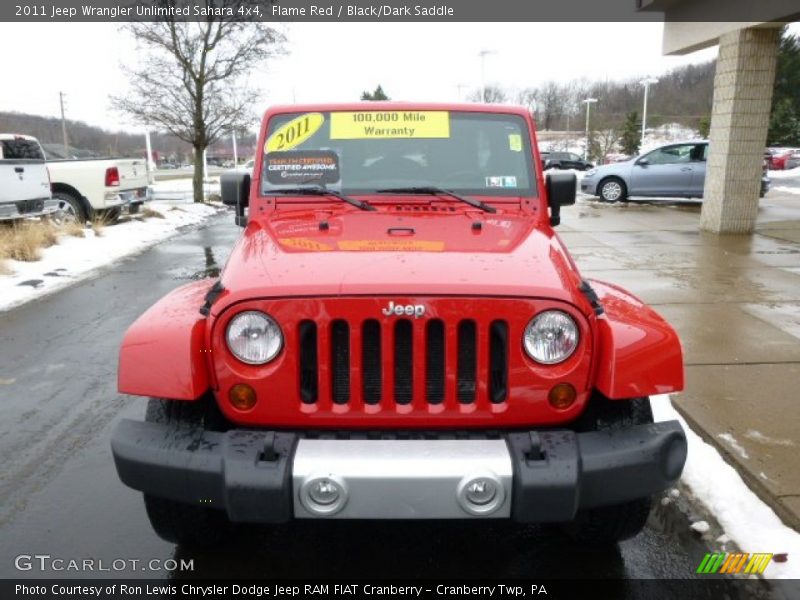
[701,27,780,234]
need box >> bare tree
[468,85,508,104]
[111,2,284,202]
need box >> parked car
[581,140,770,202]
[785,150,800,170]
[543,151,593,171]
[0,134,59,221]
[112,102,687,547]
[47,157,152,223]
[765,147,798,170]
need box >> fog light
[457,472,505,516]
[229,383,257,411]
[548,383,577,410]
[300,475,348,516]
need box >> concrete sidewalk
[560,189,800,531]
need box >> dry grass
[63,221,85,238]
[141,207,165,219]
[0,221,60,263]
[90,217,105,237]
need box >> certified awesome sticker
[265,151,340,185]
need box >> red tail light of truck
[105,167,120,187]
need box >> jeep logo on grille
[381,301,426,318]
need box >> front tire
[562,395,654,545]
[598,177,627,203]
[142,398,233,547]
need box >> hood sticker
[338,240,445,252]
[265,112,325,153]
[330,111,450,139]
[265,150,340,185]
[279,237,334,252]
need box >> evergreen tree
[361,85,390,101]
[768,30,800,145]
[698,116,711,139]
[620,111,641,156]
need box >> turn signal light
[229,383,257,411]
[548,383,577,410]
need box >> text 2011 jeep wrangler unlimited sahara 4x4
[112,103,687,546]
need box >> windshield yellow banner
[330,111,450,140]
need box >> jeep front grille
[298,318,509,407]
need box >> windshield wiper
[267,186,375,211]
[375,186,496,213]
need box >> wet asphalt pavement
[0,212,779,594]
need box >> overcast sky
[1,21,789,134]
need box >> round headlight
[523,311,579,364]
[226,311,283,364]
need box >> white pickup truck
[47,158,151,223]
[0,134,58,221]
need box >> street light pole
[232,130,238,167]
[583,98,598,161]
[640,77,658,149]
[59,91,70,158]
[478,50,495,102]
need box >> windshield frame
[257,108,538,200]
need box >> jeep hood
[215,208,586,313]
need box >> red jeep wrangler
[112,103,686,546]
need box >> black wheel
[51,191,87,225]
[142,398,233,547]
[598,177,627,203]
[562,395,654,545]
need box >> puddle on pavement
[168,246,221,280]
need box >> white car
[47,157,152,223]
[0,134,58,221]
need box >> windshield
[261,110,536,197]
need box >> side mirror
[220,172,250,227]
[636,157,649,166]
[545,171,576,227]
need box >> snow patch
[651,394,800,579]
[0,199,223,313]
[745,430,796,448]
[717,432,750,459]
[691,520,710,534]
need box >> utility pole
[640,77,658,149]
[478,50,495,103]
[59,92,70,158]
[232,130,238,166]
[583,98,598,161]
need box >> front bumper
[111,420,686,523]
[580,178,596,195]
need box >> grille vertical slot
[394,320,413,405]
[457,320,477,404]
[426,319,445,404]
[362,319,382,404]
[298,321,318,404]
[489,320,508,403]
[331,320,350,404]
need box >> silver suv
[581,140,770,202]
